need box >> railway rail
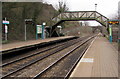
[2,37,78,60]
[2,37,79,66]
[2,35,96,79]
[33,36,95,79]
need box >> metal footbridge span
[50,11,109,37]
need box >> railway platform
[70,36,118,78]
[1,36,75,52]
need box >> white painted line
[81,58,94,63]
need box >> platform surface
[1,36,74,51]
[70,36,118,77]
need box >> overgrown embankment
[2,2,56,42]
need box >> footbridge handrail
[49,11,109,37]
[52,11,109,27]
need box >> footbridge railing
[50,11,109,37]
[52,11,109,27]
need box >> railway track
[2,36,88,78]
[2,35,95,79]
[33,36,95,79]
[2,37,79,66]
[2,37,78,63]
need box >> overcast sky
[2,0,120,25]
[45,0,119,17]
[44,0,120,25]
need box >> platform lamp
[95,4,97,11]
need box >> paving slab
[1,36,74,51]
[70,36,118,77]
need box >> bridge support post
[109,25,112,43]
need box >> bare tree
[57,1,69,13]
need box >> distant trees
[51,1,69,28]
[57,1,69,13]
[55,0,69,14]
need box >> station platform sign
[108,20,119,25]
[3,20,10,24]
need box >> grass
[2,40,9,44]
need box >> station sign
[25,19,33,24]
[108,21,119,24]
[3,20,10,24]
[108,20,119,25]
[37,25,42,34]
[25,19,32,21]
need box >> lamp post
[42,22,46,39]
[95,4,97,11]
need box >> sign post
[2,17,9,41]
[5,25,8,41]
[119,20,120,43]
[25,23,27,41]
[108,20,119,43]
[109,25,112,43]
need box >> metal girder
[52,11,109,27]
[51,11,109,36]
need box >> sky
[44,0,120,26]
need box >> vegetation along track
[2,36,90,78]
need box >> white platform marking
[81,58,94,63]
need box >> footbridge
[49,11,109,37]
